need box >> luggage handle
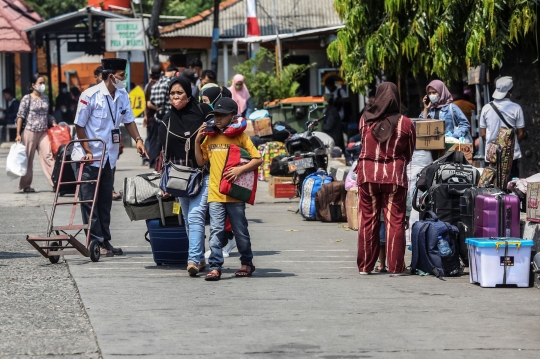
[448,187,468,196]
[144,231,150,242]
[495,241,521,250]
[420,210,439,221]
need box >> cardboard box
[253,118,273,137]
[245,120,255,137]
[268,176,295,198]
[527,179,540,223]
[413,119,445,150]
[445,143,473,164]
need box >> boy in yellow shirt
[195,98,262,281]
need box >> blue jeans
[179,175,209,264]
[208,202,253,271]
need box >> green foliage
[328,0,538,92]
[27,0,223,20]
[233,48,314,108]
[26,0,86,19]
[164,0,219,18]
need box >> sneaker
[187,262,199,277]
[103,240,123,255]
[222,238,237,258]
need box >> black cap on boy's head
[211,97,238,115]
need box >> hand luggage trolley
[27,139,106,263]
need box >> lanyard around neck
[105,96,116,126]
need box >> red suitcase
[474,194,520,238]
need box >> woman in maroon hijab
[355,82,416,275]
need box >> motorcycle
[281,104,333,196]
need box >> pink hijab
[229,74,250,114]
[426,80,453,109]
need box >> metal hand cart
[27,139,106,263]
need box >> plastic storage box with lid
[465,238,533,287]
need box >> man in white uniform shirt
[479,76,525,178]
[73,58,148,256]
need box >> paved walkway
[1,147,540,358]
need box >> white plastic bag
[6,143,27,179]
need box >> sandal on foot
[23,188,35,193]
[112,191,122,201]
[374,266,387,273]
[205,270,221,281]
[235,264,255,277]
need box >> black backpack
[416,151,479,192]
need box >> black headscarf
[364,82,401,143]
[158,76,212,166]
[203,87,223,105]
[221,86,232,98]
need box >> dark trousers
[146,120,161,169]
[74,160,114,243]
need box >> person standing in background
[15,74,56,192]
[1,88,20,142]
[189,58,203,89]
[149,65,178,125]
[200,69,217,89]
[479,76,525,179]
[450,84,476,124]
[94,66,103,85]
[356,82,415,275]
[144,64,162,168]
[229,74,253,118]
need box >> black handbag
[159,119,203,197]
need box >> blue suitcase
[144,195,189,266]
[145,218,189,265]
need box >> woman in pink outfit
[229,74,252,118]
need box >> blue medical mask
[208,104,214,110]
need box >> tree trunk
[210,0,220,75]
[148,0,165,66]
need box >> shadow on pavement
[0,251,40,259]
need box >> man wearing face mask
[73,58,148,257]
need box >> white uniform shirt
[73,82,135,168]
[479,98,525,160]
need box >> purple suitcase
[474,194,520,238]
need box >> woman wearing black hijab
[158,76,212,276]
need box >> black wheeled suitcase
[51,144,76,196]
[145,195,189,266]
[417,183,473,227]
[457,187,504,264]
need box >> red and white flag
[246,0,261,37]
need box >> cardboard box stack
[268,175,296,198]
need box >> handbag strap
[489,102,514,129]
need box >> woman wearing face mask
[420,79,471,142]
[200,86,223,108]
[229,74,253,118]
[15,73,56,193]
[158,76,213,277]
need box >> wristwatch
[135,137,143,143]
